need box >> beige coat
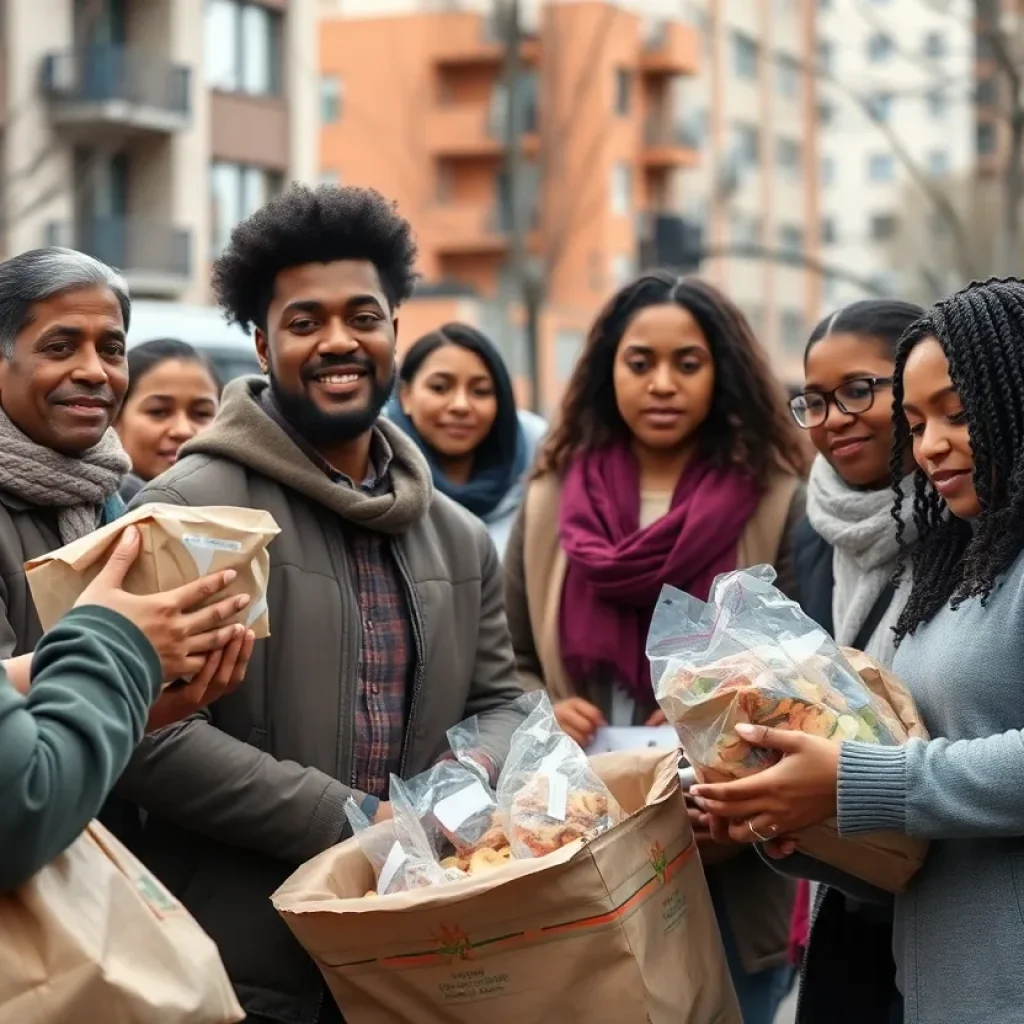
[503,468,805,974]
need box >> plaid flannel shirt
[263,397,413,814]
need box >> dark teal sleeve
[0,605,161,890]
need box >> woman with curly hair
[691,277,1024,1024]
[504,271,808,1022]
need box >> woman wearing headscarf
[387,322,545,556]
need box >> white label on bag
[182,534,242,575]
[378,841,408,894]
[545,771,569,821]
[434,781,493,831]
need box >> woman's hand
[645,708,668,727]
[553,697,606,748]
[690,723,840,843]
[146,626,256,732]
[76,526,252,682]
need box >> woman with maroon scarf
[504,272,808,1022]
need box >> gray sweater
[836,551,1024,1024]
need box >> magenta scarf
[558,445,761,702]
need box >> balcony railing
[42,46,191,129]
[46,218,191,295]
[644,121,701,149]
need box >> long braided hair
[891,277,1024,644]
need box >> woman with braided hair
[691,277,1024,1024]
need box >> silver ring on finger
[748,820,777,843]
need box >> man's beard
[268,364,395,449]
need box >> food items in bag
[648,566,904,784]
[498,693,624,859]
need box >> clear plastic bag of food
[344,795,452,896]
[496,692,624,859]
[646,566,904,784]
[389,760,509,876]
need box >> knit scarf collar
[806,457,913,572]
[0,404,130,545]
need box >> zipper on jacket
[793,883,826,1024]
[392,540,427,777]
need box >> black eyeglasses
[788,376,894,429]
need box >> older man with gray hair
[0,246,133,657]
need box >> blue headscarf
[386,324,528,520]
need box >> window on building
[776,138,802,177]
[205,0,282,96]
[555,328,585,382]
[870,270,900,295]
[928,149,949,176]
[977,121,998,155]
[817,39,834,72]
[731,211,761,248]
[780,310,806,355]
[733,32,759,79]
[776,56,800,98]
[868,92,893,122]
[868,153,895,182]
[867,32,893,63]
[615,68,631,116]
[977,77,998,106]
[610,252,636,288]
[611,163,632,215]
[320,75,342,123]
[210,162,283,255]
[821,155,836,185]
[926,89,947,119]
[870,213,898,240]
[818,101,835,126]
[318,170,340,187]
[923,31,946,58]
[778,224,804,254]
[733,122,760,167]
[818,0,832,9]
[821,216,836,244]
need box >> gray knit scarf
[0,405,130,545]
[806,456,915,667]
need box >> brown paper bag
[25,504,280,639]
[273,749,741,1024]
[792,648,930,893]
[0,822,243,1024]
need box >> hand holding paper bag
[25,504,281,645]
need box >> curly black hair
[211,184,419,332]
[537,271,808,486]
[891,277,1024,644]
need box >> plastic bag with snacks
[647,566,904,784]
[388,761,510,876]
[343,798,450,896]
[497,693,624,858]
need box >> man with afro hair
[115,184,526,1024]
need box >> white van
[127,300,262,383]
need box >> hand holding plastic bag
[497,693,624,858]
[647,566,904,784]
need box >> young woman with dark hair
[504,271,808,1023]
[692,277,1024,1024]
[116,339,222,502]
[785,298,924,1024]
[387,322,545,555]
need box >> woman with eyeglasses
[504,272,809,1024]
[782,300,923,1024]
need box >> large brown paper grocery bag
[25,504,280,638]
[273,749,741,1024]
[792,648,930,893]
[0,822,243,1024]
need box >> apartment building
[0,0,317,306]
[319,0,700,408]
[677,0,820,383]
[816,0,975,310]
